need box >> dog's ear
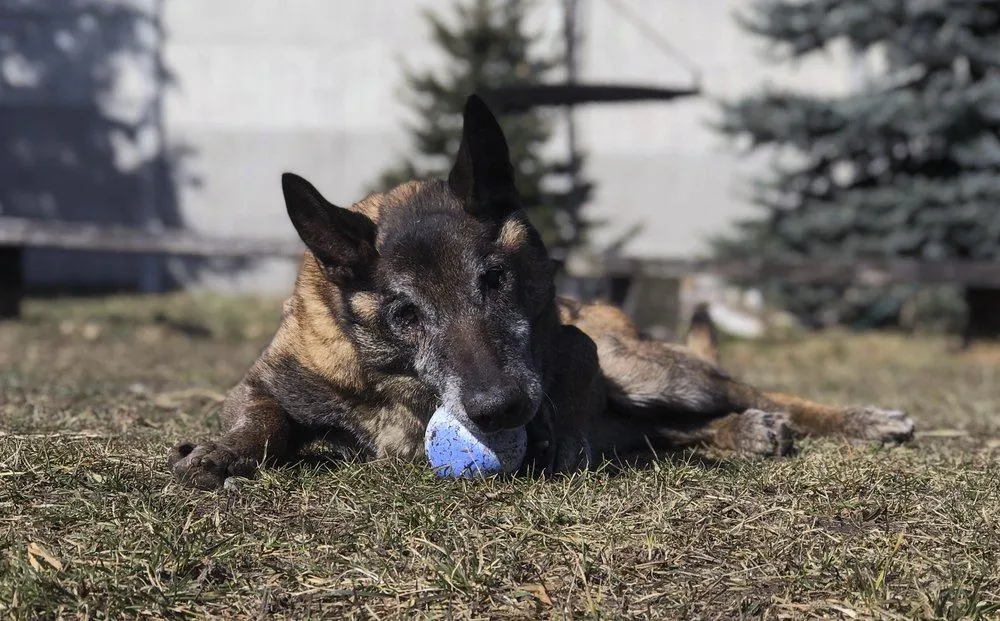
[448,94,519,221]
[282,172,378,285]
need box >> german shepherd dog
[168,95,915,489]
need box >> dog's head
[283,95,557,431]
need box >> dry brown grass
[1,294,998,619]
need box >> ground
[1,294,998,620]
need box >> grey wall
[162,0,443,293]
[0,0,169,289]
[574,0,854,257]
[4,0,855,293]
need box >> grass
[1,293,999,619]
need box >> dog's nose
[463,383,530,431]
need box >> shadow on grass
[283,438,739,483]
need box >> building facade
[1,0,855,293]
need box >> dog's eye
[481,265,507,292]
[389,302,420,330]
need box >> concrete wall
[1,0,164,289]
[575,0,854,258]
[5,0,855,293]
[162,0,442,293]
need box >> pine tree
[716,0,1000,337]
[376,0,592,254]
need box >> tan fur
[383,180,425,206]
[367,403,426,459]
[295,257,366,391]
[497,219,528,253]
[684,303,719,364]
[558,298,640,340]
[704,409,793,456]
[352,192,384,223]
[354,180,429,224]
[349,292,380,324]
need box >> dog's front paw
[845,407,915,445]
[554,436,592,474]
[167,442,256,490]
[734,409,794,457]
[521,429,592,476]
[520,409,553,476]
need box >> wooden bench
[4,217,1000,335]
[0,216,303,318]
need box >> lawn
[1,294,998,619]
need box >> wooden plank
[570,255,1000,287]
[0,217,304,259]
[3,216,1000,287]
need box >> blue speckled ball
[424,406,527,478]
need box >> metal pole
[563,0,580,166]
[562,0,585,248]
[138,0,164,293]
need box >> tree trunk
[0,246,23,319]
[963,286,1000,345]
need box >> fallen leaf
[829,604,858,618]
[520,583,552,606]
[27,543,63,571]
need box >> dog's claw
[168,441,255,490]
[847,407,915,445]
[735,409,795,457]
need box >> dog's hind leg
[682,306,913,444]
[585,331,793,458]
[590,406,795,461]
[167,381,293,489]
[679,384,914,447]
[591,333,913,457]
[755,391,915,444]
[564,300,913,457]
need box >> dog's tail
[685,303,720,366]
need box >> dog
[168,95,915,489]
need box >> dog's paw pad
[168,442,251,490]
[848,407,915,444]
[736,409,794,457]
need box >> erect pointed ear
[282,172,378,285]
[448,94,519,221]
